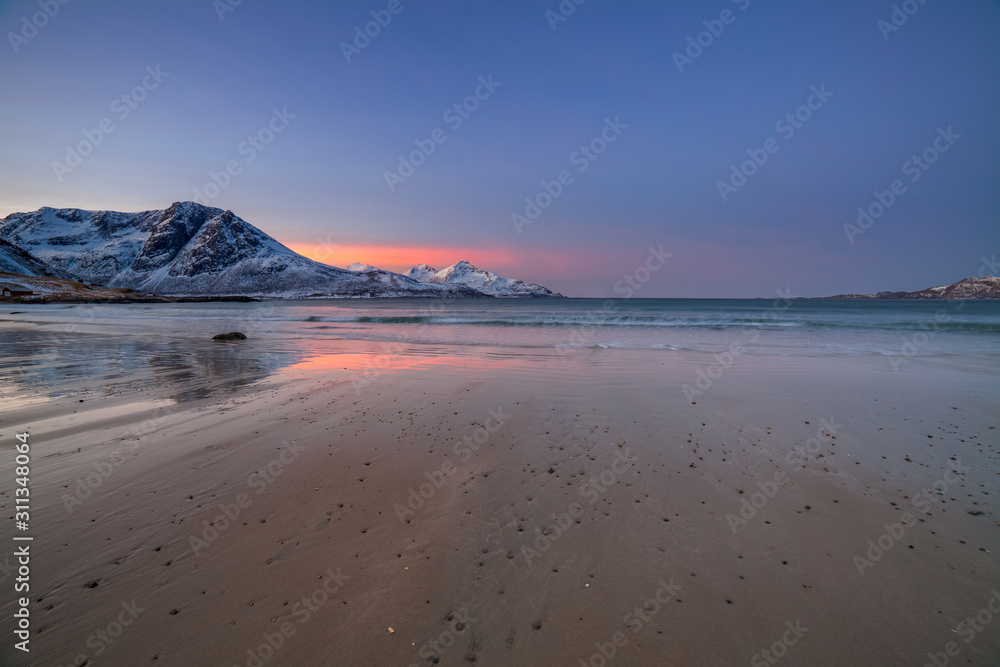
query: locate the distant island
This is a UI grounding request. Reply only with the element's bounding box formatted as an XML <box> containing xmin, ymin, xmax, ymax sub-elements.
<box><xmin>0</xmin><ymin>202</ymin><xmax>561</xmax><ymax>300</ymax></box>
<box><xmin>825</xmin><ymin>276</ymin><xmax>1000</xmax><ymax>300</ymax></box>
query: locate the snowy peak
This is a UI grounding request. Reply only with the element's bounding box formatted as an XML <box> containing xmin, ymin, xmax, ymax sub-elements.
<box><xmin>434</xmin><ymin>260</ymin><xmax>475</xmax><ymax>278</ymax></box>
<box><xmin>403</xmin><ymin>263</ymin><xmax>438</xmax><ymax>282</ymax></box>
<box><xmin>346</xmin><ymin>262</ymin><xmax>379</xmax><ymax>272</ymax></box>
<box><xmin>412</xmin><ymin>260</ymin><xmax>561</xmax><ymax>297</ymax></box>
<box><xmin>132</xmin><ymin>202</ymin><xmax>224</xmax><ymax>272</ymax></box>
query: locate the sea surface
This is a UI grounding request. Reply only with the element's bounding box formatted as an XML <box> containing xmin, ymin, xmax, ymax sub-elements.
<box><xmin>4</xmin><ymin>297</ymin><xmax>1000</xmax><ymax>352</ymax></box>
<box><xmin>2</xmin><ymin>298</ymin><xmax>998</xmax><ymax>401</ymax></box>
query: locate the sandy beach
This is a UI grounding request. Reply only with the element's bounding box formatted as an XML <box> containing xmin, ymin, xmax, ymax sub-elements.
<box><xmin>2</xmin><ymin>322</ymin><xmax>998</xmax><ymax>666</ymax></box>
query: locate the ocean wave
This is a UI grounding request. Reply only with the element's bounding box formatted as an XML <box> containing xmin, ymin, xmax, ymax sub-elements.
<box><xmin>21</xmin><ymin>310</ymin><xmax>1000</xmax><ymax>333</ymax></box>
<box><xmin>303</xmin><ymin>315</ymin><xmax>1000</xmax><ymax>333</ymax></box>
<box><xmin>15</xmin><ymin>301</ymin><xmax>1000</xmax><ymax>337</ymax></box>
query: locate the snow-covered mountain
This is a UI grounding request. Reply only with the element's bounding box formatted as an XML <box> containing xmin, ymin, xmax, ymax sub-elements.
<box><xmin>0</xmin><ymin>237</ymin><xmax>78</xmax><ymax>279</ymax></box>
<box><xmin>827</xmin><ymin>276</ymin><xmax>1000</xmax><ymax>300</ymax></box>
<box><xmin>902</xmin><ymin>276</ymin><xmax>1000</xmax><ymax>299</ymax></box>
<box><xmin>0</xmin><ymin>203</ymin><xmax>485</xmax><ymax>298</ymax></box>
<box><xmin>346</xmin><ymin>261</ymin><xmax>379</xmax><ymax>272</ymax></box>
<box><xmin>403</xmin><ymin>263</ymin><xmax>438</xmax><ymax>282</ymax></box>
<box><xmin>405</xmin><ymin>260</ymin><xmax>562</xmax><ymax>297</ymax></box>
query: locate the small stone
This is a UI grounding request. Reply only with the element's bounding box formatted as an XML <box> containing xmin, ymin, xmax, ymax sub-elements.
<box><xmin>212</xmin><ymin>331</ymin><xmax>247</xmax><ymax>341</ymax></box>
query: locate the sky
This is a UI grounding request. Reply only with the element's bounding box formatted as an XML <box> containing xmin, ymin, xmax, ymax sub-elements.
<box><xmin>0</xmin><ymin>0</ymin><xmax>998</xmax><ymax>298</ymax></box>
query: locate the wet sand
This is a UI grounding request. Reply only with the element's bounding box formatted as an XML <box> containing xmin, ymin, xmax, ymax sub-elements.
<box><xmin>1</xmin><ymin>339</ymin><xmax>998</xmax><ymax>666</ymax></box>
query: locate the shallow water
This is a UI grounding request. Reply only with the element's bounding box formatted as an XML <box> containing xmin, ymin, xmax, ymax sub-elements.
<box><xmin>2</xmin><ymin>297</ymin><xmax>998</xmax><ymax>359</ymax></box>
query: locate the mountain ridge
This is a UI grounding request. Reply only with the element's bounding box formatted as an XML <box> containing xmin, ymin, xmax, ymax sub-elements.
<box><xmin>0</xmin><ymin>203</ymin><xmax>490</xmax><ymax>298</ymax></box>
<box><xmin>404</xmin><ymin>260</ymin><xmax>562</xmax><ymax>297</ymax></box>
<box><xmin>403</xmin><ymin>263</ymin><xmax>438</xmax><ymax>283</ymax></box>
<box><xmin>825</xmin><ymin>276</ymin><xmax>1000</xmax><ymax>300</ymax></box>
<box><xmin>0</xmin><ymin>237</ymin><xmax>79</xmax><ymax>279</ymax></box>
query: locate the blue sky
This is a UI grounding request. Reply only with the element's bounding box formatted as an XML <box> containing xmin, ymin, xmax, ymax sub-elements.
<box><xmin>1</xmin><ymin>0</ymin><xmax>997</xmax><ymax>297</ymax></box>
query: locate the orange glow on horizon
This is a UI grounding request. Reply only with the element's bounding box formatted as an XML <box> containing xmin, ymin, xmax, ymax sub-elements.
<box><xmin>285</xmin><ymin>242</ymin><xmax>523</xmax><ymax>274</ymax></box>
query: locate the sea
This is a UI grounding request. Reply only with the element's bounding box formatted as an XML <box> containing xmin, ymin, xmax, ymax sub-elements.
<box><xmin>2</xmin><ymin>298</ymin><xmax>998</xmax><ymax>377</ymax></box>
